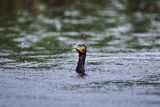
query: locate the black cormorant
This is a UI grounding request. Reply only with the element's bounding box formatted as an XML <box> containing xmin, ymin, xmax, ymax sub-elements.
<box><xmin>72</xmin><ymin>44</ymin><xmax>87</xmax><ymax>76</ymax></box>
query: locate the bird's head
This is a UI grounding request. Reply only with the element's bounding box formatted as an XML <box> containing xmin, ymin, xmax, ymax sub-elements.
<box><xmin>72</xmin><ymin>44</ymin><xmax>87</xmax><ymax>55</ymax></box>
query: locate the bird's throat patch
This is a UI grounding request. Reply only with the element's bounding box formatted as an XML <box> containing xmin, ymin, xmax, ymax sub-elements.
<box><xmin>78</xmin><ymin>46</ymin><xmax>85</xmax><ymax>53</ymax></box>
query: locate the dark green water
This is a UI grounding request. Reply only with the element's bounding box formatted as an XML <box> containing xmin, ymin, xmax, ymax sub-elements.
<box><xmin>0</xmin><ymin>0</ymin><xmax>160</xmax><ymax>107</ymax></box>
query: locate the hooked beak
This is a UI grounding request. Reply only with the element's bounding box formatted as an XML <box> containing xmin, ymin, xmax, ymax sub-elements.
<box><xmin>72</xmin><ymin>44</ymin><xmax>79</xmax><ymax>49</ymax></box>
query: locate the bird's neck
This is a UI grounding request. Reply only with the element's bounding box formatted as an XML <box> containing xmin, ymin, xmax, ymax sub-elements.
<box><xmin>76</xmin><ymin>52</ymin><xmax>86</xmax><ymax>74</ymax></box>
<box><xmin>78</xmin><ymin>52</ymin><xmax>86</xmax><ymax>65</ymax></box>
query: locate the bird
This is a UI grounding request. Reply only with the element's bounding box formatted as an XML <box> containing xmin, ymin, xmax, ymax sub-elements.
<box><xmin>72</xmin><ymin>44</ymin><xmax>87</xmax><ymax>76</ymax></box>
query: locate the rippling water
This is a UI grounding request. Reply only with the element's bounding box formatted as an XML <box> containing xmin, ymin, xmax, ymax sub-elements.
<box><xmin>0</xmin><ymin>0</ymin><xmax>160</xmax><ymax>107</ymax></box>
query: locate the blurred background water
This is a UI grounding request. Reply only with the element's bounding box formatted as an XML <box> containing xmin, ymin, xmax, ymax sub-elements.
<box><xmin>0</xmin><ymin>0</ymin><xmax>160</xmax><ymax>107</ymax></box>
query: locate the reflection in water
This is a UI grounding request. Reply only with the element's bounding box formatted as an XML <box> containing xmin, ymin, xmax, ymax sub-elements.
<box><xmin>0</xmin><ymin>0</ymin><xmax>160</xmax><ymax>107</ymax></box>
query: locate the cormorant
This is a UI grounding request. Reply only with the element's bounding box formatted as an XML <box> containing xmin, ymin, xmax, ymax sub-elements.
<box><xmin>72</xmin><ymin>44</ymin><xmax>87</xmax><ymax>76</ymax></box>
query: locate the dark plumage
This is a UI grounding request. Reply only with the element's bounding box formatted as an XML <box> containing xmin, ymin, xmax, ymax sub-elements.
<box><xmin>72</xmin><ymin>44</ymin><xmax>87</xmax><ymax>76</ymax></box>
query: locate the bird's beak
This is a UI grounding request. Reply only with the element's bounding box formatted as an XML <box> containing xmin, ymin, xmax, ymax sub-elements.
<box><xmin>72</xmin><ymin>44</ymin><xmax>79</xmax><ymax>49</ymax></box>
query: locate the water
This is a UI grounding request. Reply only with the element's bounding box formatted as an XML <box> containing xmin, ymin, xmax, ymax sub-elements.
<box><xmin>0</xmin><ymin>0</ymin><xmax>160</xmax><ymax>107</ymax></box>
